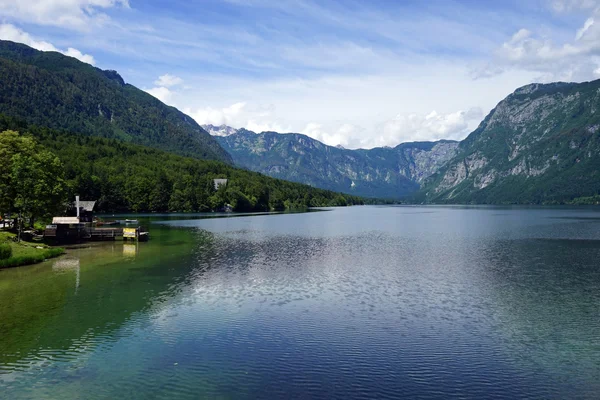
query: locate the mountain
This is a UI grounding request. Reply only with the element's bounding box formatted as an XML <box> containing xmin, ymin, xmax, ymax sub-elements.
<box><xmin>203</xmin><ymin>124</ymin><xmax>240</xmax><ymax>137</ymax></box>
<box><xmin>0</xmin><ymin>40</ymin><xmax>231</xmax><ymax>163</ymax></box>
<box><xmin>420</xmin><ymin>80</ymin><xmax>600</xmax><ymax>204</ymax></box>
<box><xmin>212</xmin><ymin>127</ymin><xmax>458</xmax><ymax>198</ymax></box>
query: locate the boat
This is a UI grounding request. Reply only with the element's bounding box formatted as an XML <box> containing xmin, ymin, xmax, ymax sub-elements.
<box><xmin>125</xmin><ymin>219</ymin><xmax>139</xmax><ymax>224</ymax></box>
<box><xmin>95</xmin><ymin>220</ymin><xmax>119</xmax><ymax>226</ymax></box>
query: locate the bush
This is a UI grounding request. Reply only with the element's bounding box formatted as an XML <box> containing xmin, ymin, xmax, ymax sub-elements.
<box><xmin>0</xmin><ymin>247</ymin><xmax>64</xmax><ymax>268</ymax></box>
<box><xmin>0</xmin><ymin>242</ymin><xmax>12</xmax><ymax>260</ymax></box>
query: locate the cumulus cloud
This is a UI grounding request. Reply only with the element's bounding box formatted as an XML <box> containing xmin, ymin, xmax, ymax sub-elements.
<box><xmin>185</xmin><ymin>102</ymin><xmax>248</xmax><ymax>126</ymax></box>
<box><xmin>154</xmin><ymin>74</ymin><xmax>183</xmax><ymax>87</ymax></box>
<box><xmin>145</xmin><ymin>87</ymin><xmax>174</xmax><ymax>104</ymax></box>
<box><xmin>0</xmin><ymin>23</ymin><xmax>96</xmax><ymax>64</ymax></box>
<box><xmin>246</xmin><ymin>120</ymin><xmax>290</xmax><ymax>133</ymax></box>
<box><xmin>301</xmin><ymin>123</ymin><xmax>365</xmax><ymax>147</ymax></box>
<box><xmin>297</xmin><ymin>108</ymin><xmax>484</xmax><ymax>149</ymax></box>
<box><xmin>184</xmin><ymin>102</ymin><xmax>291</xmax><ymax>134</ymax></box>
<box><xmin>0</xmin><ymin>0</ymin><xmax>129</xmax><ymax>30</ymax></box>
<box><xmin>144</xmin><ymin>74</ymin><xmax>185</xmax><ymax>105</ymax></box>
<box><xmin>475</xmin><ymin>4</ymin><xmax>600</xmax><ymax>81</ymax></box>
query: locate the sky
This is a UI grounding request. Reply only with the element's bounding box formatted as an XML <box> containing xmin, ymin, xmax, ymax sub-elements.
<box><xmin>1</xmin><ymin>0</ymin><xmax>600</xmax><ymax>148</ymax></box>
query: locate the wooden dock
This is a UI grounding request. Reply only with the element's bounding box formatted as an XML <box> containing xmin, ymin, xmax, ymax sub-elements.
<box><xmin>87</xmin><ymin>227</ymin><xmax>124</xmax><ymax>241</ymax></box>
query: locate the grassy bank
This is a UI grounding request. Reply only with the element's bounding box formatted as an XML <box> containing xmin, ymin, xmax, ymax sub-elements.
<box><xmin>0</xmin><ymin>231</ymin><xmax>65</xmax><ymax>269</ymax></box>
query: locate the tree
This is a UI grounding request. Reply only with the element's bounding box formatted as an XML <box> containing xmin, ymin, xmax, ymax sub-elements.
<box><xmin>0</xmin><ymin>130</ymin><xmax>67</xmax><ymax>231</ymax></box>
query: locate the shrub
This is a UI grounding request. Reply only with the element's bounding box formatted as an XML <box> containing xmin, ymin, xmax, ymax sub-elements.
<box><xmin>0</xmin><ymin>243</ymin><xmax>12</xmax><ymax>260</ymax></box>
<box><xmin>0</xmin><ymin>247</ymin><xmax>64</xmax><ymax>268</ymax></box>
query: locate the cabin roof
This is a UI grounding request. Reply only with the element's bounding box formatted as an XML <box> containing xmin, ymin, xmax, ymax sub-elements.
<box><xmin>72</xmin><ymin>200</ymin><xmax>96</xmax><ymax>211</ymax></box>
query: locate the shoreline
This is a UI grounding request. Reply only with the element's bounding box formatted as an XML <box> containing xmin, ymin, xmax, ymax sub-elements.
<box><xmin>0</xmin><ymin>231</ymin><xmax>65</xmax><ymax>270</ymax></box>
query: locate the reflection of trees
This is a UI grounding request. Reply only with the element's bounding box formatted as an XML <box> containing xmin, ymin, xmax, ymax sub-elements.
<box><xmin>479</xmin><ymin>237</ymin><xmax>600</xmax><ymax>387</ymax></box>
<box><xmin>0</xmin><ymin>227</ymin><xmax>217</xmax><ymax>369</ymax></box>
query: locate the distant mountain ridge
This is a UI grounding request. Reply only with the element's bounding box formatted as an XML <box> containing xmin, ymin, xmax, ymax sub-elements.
<box><xmin>206</xmin><ymin>125</ymin><xmax>459</xmax><ymax>198</ymax></box>
<box><xmin>210</xmin><ymin>79</ymin><xmax>600</xmax><ymax>204</ymax></box>
<box><xmin>0</xmin><ymin>40</ymin><xmax>232</xmax><ymax>163</ymax></box>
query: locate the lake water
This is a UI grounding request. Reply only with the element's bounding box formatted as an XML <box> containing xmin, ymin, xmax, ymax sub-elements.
<box><xmin>1</xmin><ymin>206</ymin><xmax>599</xmax><ymax>399</ymax></box>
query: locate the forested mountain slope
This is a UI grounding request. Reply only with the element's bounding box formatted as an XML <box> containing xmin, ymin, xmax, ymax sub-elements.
<box><xmin>0</xmin><ymin>40</ymin><xmax>231</xmax><ymax>163</ymax></box>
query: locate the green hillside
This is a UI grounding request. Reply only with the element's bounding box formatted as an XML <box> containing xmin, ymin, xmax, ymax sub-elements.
<box><xmin>0</xmin><ymin>40</ymin><xmax>231</xmax><ymax>163</ymax></box>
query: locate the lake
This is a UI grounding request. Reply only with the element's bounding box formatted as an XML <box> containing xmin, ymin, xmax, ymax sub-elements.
<box><xmin>1</xmin><ymin>206</ymin><xmax>599</xmax><ymax>399</ymax></box>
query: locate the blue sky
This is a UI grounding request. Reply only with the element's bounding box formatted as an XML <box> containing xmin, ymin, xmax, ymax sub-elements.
<box><xmin>1</xmin><ymin>0</ymin><xmax>599</xmax><ymax>148</ymax></box>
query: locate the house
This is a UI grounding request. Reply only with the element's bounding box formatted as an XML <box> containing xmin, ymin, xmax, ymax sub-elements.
<box><xmin>213</xmin><ymin>179</ymin><xmax>228</xmax><ymax>190</ymax></box>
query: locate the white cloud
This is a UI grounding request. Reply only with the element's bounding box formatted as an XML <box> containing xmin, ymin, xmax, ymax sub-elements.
<box><xmin>64</xmin><ymin>47</ymin><xmax>96</xmax><ymax>65</ymax></box>
<box><xmin>246</xmin><ymin>120</ymin><xmax>290</xmax><ymax>133</ymax></box>
<box><xmin>154</xmin><ymin>74</ymin><xmax>183</xmax><ymax>87</ymax></box>
<box><xmin>185</xmin><ymin>102</ymin><xmax>248</xmax><ymax>126</ymax></box>
<box><xmin>145</xmin><ymin>86</ymin><xmax>174</xmax><ymax>104</ymax></box>
<box><xmin>0</xmin><ymin>0</ymin><xmax>129</xmax><ymax>30</ymax></box>
<box><xmin>379</xmin><ymin>108</ymin><xmax>484</xmax><ymax>146</ymax></box>
<box><xmin>477</xmin><ymin>5</ymin><xmax>600</xmax><ymax>81</ymax></box>
<box><xmin>552</xmin><ymin>0</ymin><xmax>599</xmax><ymax>12</ymax></box>
<box><xmin>301</xmin><ymin>123</ymin><xmax>364</xmax><ymax>147</ymax></box>
<box><xmin>296</xmin><ymin>108</ymin><xmax>484</xmax><ymax>148</ymax></box>
<box><xmin>144</xmin><ymin>74</ymin><xmax>185</xmax><ymax>105</ymax></box>
<box><xmin>0</xmin><ymin>23</ymin><xmax>96</xmax><ymax>65</ymax></box>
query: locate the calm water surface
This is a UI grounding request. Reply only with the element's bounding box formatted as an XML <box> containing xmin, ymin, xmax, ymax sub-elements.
<box><xmin>1</xmin><ymin>206</ymin><xmax>599</xmax><ymax>399</ymax></box>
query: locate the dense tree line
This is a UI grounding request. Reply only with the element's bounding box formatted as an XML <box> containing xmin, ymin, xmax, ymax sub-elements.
<box><xmin>0</xmin><ymin>116</ymin><xmax>367</xmax><ymax>221</ymax></box>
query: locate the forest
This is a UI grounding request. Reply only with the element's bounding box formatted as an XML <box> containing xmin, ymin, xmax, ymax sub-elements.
<box><xmin>0</xmin><ymin>114</ymin><xmax>367</xmax><ymax>226</ymax></box>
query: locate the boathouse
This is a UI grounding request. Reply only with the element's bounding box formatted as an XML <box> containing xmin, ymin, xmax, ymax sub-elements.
<box><xmin>44</xmin><ymin>217</ymin><xmax>86</xmax><ymax>242</ymax></box>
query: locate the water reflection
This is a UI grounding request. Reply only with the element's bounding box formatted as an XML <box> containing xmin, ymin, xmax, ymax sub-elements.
<box><xmin>52</xmin><ymin>258</ymin><xmax>81</xmax><ymax>293</ymax></box>
<box><xmin>122</xmin><ymin>243</ymin><xmax>138</xmax><ymax>258</ymax></box>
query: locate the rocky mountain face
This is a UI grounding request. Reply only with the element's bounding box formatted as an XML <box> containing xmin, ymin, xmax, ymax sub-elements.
<box><xmin>213</xmin><ymin>128</ymin><xmax>458</xmax><ymax>198</ymax></box>
<box><xmin>0</xmin><ymin>40</ymin><xmax>232</xmax><ymax>163</ymax></box>
<box><xmin>203</xmin><ymin>124</ymin><xmax>239</xmax><ymax>137</ymax></box>
<box><xmin>421</xmin><ymin>80</ymin><xmax>600</xmax><ymax>203</ymax></box>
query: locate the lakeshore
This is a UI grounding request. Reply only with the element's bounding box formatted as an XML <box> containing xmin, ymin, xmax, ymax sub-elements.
<box><xmin>0</xmin><ymin>231</ymin><xmax>64</xmax><ymax>269</ymax></box>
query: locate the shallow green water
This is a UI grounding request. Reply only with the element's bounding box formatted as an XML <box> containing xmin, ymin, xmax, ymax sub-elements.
<box><xmin>1</xmin><ymin>206</ymin><xmax>599</xmax><ymax>399</ymax></box>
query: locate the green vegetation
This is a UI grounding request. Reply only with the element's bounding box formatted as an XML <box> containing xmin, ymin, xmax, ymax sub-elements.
<box><xmin>0</xmin><ymin>242</ymin><xmax>11</xmax><ymax>259</ymax></box>
<box><xmin>568</xmin><ymin>195</ymin><xmax>600</xmax><ymax>205</ymax></box>
<box><xmin>0</xmin><ymin>231</ymin><xmax>64</xmax><ymax>269</ymax></box>
<box><xmin>0</xmin><ymin>129</ymin><xmax>67</xmax><ymax>227</ymax></box>
<box><xmin>0</xmin><ymin>115</ymin><xmax>366</xmax><ymax>214</ymax></box>
<box><xmin>0</xmin><ymin>40</ymin><xmax>231</xmax><ymax>163</ymax></box>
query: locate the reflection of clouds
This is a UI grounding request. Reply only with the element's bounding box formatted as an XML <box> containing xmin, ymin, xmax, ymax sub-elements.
<box><xmin>52</xmin><ymin>258</ymin><xmax>81</xmax><ymax>292</ymax></box>
<box><xmin>52</xmin><ymin>258</ymin><xmax>80</xmax><ymax>271</ymax></box>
